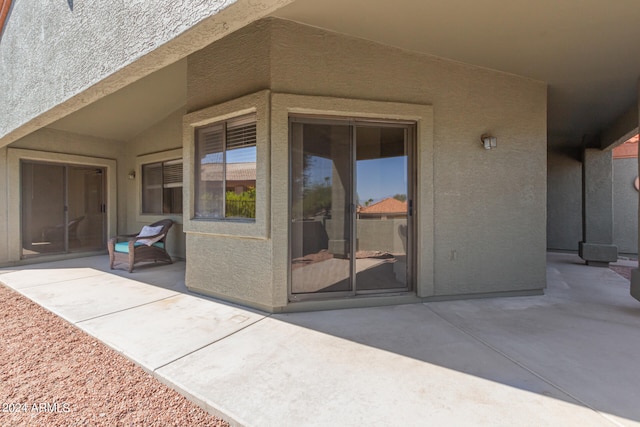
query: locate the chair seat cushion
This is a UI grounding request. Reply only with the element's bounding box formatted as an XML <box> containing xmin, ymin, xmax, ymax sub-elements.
<box><xmin>114</xmin><ymin>241</ymin><xmax>165</xmax><ymax>254</ymax></box>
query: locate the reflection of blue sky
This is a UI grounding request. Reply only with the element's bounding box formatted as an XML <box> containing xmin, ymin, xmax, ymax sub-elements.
<box><xmin>306</xmin><ymin>157</ymin><xmax>333</xmax><ymax>185</ymax></box>
<box><xmin>357</xmin><ymin>157</ymin><xmax>406</xmax><ymax>202</ymax></box>
<box><xmin>306</xmin><ymin>155</ymin><xmax>407</xmax><ymax>203</ymax></box>
<box><xmin>202</xmin><ymin>146</ymin><xmax>256</xmax><ymax>164</ymax></box>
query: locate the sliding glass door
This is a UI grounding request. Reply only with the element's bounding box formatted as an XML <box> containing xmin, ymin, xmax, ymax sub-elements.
<box><xmin>290</xmin><ymin>117</ymin><xmax>414</xmax><ymax>299</ymax></box>
<box><xmin>355</xmin><ymin>124</ymin><xmax>410</xmax><ymax>291</ymax></box>
<box><xmin>21</xmin><ymin>161</ymin><xmax>106</xmax><ymax>258</ymax></box>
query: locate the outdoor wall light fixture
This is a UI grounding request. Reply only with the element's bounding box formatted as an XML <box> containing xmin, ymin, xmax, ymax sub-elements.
<box><xmin>481</xmin><ymin>134</ymin><xmax>497</xmax><ymax>150</ymax></box>
<box><xmin>127</xmin><ymin>170</ymin><xmax>136</xmax><ymax>180</ymax></box>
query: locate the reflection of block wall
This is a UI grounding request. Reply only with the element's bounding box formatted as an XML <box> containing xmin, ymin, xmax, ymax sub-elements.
<box><xmin>23</xmin><ymin>165</ymin><xmax>65</xmax><ymax>243</ymax></box>
<box><xmin>323</xmin><ymin>218</ymin><xmax>407</xmax><ymax>254</ymax></box>
<box><xmin>356</xmin><ymin>219</ymin><xmax>407</xmax><ymax>254</ymax></box>
<box><xmin>291</xmin><ymin>220</ymin><xmax>329</xmax><ymax>257</ymax></box>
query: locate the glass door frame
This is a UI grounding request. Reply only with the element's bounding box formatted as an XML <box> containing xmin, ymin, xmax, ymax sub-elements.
<box><xmin>20</xmin><ymin>160</ymin><xmax>107</xmax><ymax>259</ymax></box>
<box><xmin>288</xmin><ymin>114</ymin><xmax>417</xmax><ymax>301</ymax></box>
<box><xmin>353</xmin><ymin>120</ymin><xmax>416</xmax><ymax>296</ymax></box>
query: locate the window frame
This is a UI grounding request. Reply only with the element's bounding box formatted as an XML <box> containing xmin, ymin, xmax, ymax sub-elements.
<box><xmin>7</xmin><ymin>148</ymin><xmax>118</xmax><ymax>263</ymax></box>
<box><xmin>141</xmin><ymin>157</ymin><xmax>184</xmax><ymax>215</ymax></box>
<box><xmin>136</xmin><ymin>148</ymin><xmax>184</xmax><ymax>224</ymax></box>
<box><xmin>268</xmin><ymin>93</ymin><xmax>435</xmax><ymax>304</ymax></box>
<box><xmin>194</xmin><ymin>114</ymin><xmax>257</xmax><ymax>221</ymax></box>
<box><xmin>183</xmin><ymin>90</ymin><xmax>270</xmax><ymax>240</ymax></box>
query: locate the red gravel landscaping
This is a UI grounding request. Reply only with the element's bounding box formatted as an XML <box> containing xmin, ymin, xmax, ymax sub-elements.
<box><xmin>0</xmin><ymin>283</ymin><xmax>229</xmax><ymax>427</ymax></box>
<box><xmin>610</xmin><ymin>265</ymin><xmax>633</xmax><ymax>280</ymax></box>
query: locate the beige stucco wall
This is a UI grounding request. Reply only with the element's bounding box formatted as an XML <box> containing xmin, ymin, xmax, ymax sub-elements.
<box><xmin>270</xmin><ymin>20</ymin><xmax>547</xmax><ymax>298</ymax></box>
<box><xmin>124</xmin><ymin>109</ymin><xmax>187</xmax><ymax>259</ymax></box>
<box><xmin>184</xmin><ymin>19</ymin><xmax>547</xmax><ymax>310</ymax></box>
<box><xmin>547</xmin><ymin>149</ymin><xmax>582</xmax><ymax>251</ymax></box>
<box><xmin>183</xmin><ymin>91</ymin><xmax>273</xmax><ymax>309</ymax></box>
<box><xmin>187</xmin><ymin>20</ymin><xmax>271</xmax><ymax>113</ymax></box>
<box><xmin>613</xmin><ymin>158</ymin><xmax>639</xmax><ymax>254</ymax></box>
<box><xmin>0</xmin><ymin>0</ymin><xmax>296</xmax><ymax>147</ymax></box>
<box><xmin>10</xmin><ymin>128</ymin><xmax>124</xmax><ymax>159</ymax></box>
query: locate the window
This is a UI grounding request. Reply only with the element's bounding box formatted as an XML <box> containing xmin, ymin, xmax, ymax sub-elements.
<box><xmin>141</xmin><ymin>159</ymin><xmax>183</xmax><ymax>214</ymax></box>
<box><xmin>195</xmin><ymin>114</ymin><xmax>257</xmax><ymax>219</ymax></box>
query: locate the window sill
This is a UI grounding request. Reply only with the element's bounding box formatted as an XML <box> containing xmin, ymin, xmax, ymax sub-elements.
<box><xmin>136</xmin><ymin>213</ymin><xmax>183</xmax><ymax>225</ymax></box>
<box><xmin>191</xmin><ymin>217</ymin><xmax>256</xmax><ymax>223</ymax></box>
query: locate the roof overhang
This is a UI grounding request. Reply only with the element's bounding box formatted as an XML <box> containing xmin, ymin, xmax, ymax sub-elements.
<box><xmin>272</xmin><ymin>0</ymin><xmax>640</xmax><ymax>148</ymax></box>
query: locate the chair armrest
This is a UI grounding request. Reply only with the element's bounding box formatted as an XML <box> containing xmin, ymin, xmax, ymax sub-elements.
<box><xmin>108</xmin><ymin>234</ymin><xmax>139</xmax><ymax>245</ymax></box>
<box><xmin>132</xmin><ymin>233</ymin><xmax>165</xmax><ymax>241</ymax></box>
<box><xmin>133</xmin><ymin>232</ymin><xmax>166</xmax><ymax>247</ymax></box>
<box><xmin>108</xmin><ymin>235</ymin><xmax>136</xmax><ymax>249</ymax></box>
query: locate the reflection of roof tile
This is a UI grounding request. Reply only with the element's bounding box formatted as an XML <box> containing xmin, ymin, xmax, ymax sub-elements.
<box><xmin>201</xmin><ymin>162</ymin><xmax>256</xmax><ymax>181</ymax></box>
<box><xmin>359</xmin><ymin>197</ymin><xmax>407</xmax><ymax>214</ymax></box>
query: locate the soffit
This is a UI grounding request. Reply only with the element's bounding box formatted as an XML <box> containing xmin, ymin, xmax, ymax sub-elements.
<box><xmin>272</xmin><ymin>0</ymin><xmax>640</xmax><ymax>146</ymax></box>
<box><xmin>48</xmin><ymin>59</ymin><xmax>187</xmax><ymax>142</ymax></box>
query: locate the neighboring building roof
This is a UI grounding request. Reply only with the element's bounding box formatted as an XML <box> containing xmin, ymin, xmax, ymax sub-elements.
<box><xmin>200</xmin><ymin>162</ymin><xmax>256</xmax><ymax>182</ymax></box>
<box><xmin>613</xmin><ymin>134</ymin><xmax>639</xmax><ymax>160</ymax></box>
<box><xmin>359</xmin><ymin>197</ymin><xmax>407</xmax><ymax>215</ymax></box>
<box><xmin>0</xmin><ymin>1</ymin><xmax>11</xmax><ymax>38</ymax></box>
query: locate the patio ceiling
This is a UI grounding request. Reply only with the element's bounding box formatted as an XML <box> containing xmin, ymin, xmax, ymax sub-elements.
<box><xmin>48</xmin><ymin>1</ymin><xmax>640</xmax><ymax>149</ymax></box>
<box><xmin>48</xmin><ymin>59</ymin><xmax>187</xmax><ymax>143</ymax></box>
<box><xmin>272</xmin><ymin>0</ymin><xmax>640</xmax><ymax>148</ymax></box>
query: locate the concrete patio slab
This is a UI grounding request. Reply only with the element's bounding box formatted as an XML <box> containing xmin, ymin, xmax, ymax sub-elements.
<box><xmin>0</xmin><ymin>267</ymin><xmax>104</xmax><ymax>289</ymax></box>
<box><xmin>2</xmin><ymin>253</ymin><xmax>640</xmax><ymax>426</ymax></box>
<box><xmin>0</xmin><ymin>256</ymin><xmax>188</xmax><ymax>292</ymax></box>
<box><xmin>427</xmin><ymin>252</ymin><xmax>640</xmax><ymax>426</ymax></box>
<box><xmin>79</xmin><ymin>293</ymin><xmax>267</xmax><ymax>371</ymax></box>
<box><xmin>15</xmin><ymin>273</ymin><xmax>178</xmax><ymax>323</ymax></box>
<box><xmin>156</xmin><ymin>312</ymin><xmax>610</xmax><ymax>427</ymax></box>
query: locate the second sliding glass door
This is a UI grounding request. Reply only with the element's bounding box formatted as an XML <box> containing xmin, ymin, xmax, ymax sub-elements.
<box><xmin>290</xmin><ymin>117</ymin><xmax>414</xmax><ymax>299</ymax></box>
<box><xmin>21</xmin><ymin>161</ymin><xmax>106</xmax><ymax>258</ymax></box>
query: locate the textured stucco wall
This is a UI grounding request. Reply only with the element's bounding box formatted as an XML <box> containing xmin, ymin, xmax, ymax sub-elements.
<box><xmin>0</xmin><ymin>0</ymin><xmax>294</xmax><ymax>147</ymax></box>
<box><xmin>183</xmin><ymin>90</ymin><xmax>273</xmax><ymax>308</ymax></box>
<box><xmin>184</xmin><ymin>19</ymin><xmax>546</xmax><ymax>309</ymax></box>
<box><xmin>186</xmin><ymin>234</ymin><xmax>273</xmax><ymax>310</ymax></box>
<box><xmin>10</xmin><ymin>128</ymin><xmax>123</xmax><ymax>159</ymax></box>
<box><xmin>547</xmin><ymin>148</ymin><xmax>636</xmax><ymax>255</ymax></box>
<box><xmin>187</xmin><ymin>20</ymin><xmax>271</xmax><ymax>112</ymax></box>
<box><xmin>613</xmin><ymin>158</ymin><xmax>639</xmax><ymax>254</ymax></box>
<box><xmin>269</xmin><ymin>19</ymin><xmax>547</xmax><ymax>297</ymax></box>
<box><xmin>124</xmin><ymin>108</ymin><xmax>186</xmax><ymax>259</ymax></box>
<box><xmin>547</xmin><ymin>149</ymin><xmax>582</xmax><ymax>251</ymax></box>
<box><xmin>582</xmin><ymin>149</ymin><xmax>614</xmax><ymax>245</ymax></box>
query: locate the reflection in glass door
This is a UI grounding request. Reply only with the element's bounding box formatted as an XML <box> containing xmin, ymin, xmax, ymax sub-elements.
<box><xmin>21</xmin><ymin>162</ymin><xmax>106</xmax><ymax>258</ymax></box>
<box><xmin>355</xmin><ymin>125</ymin><xmax>409</xmax><ymax>291</ymax></box>
<box><xmin>290</xmin><ymin>122</ymin><xmax>353</xmax><ymax>294</ymax></box>
<box><xmin>290</xmin><ymin>118</ymin><xmax>414</xmax><ymax>298</ymax></box>
<box><xmin>68</xmin><ymin>166</ymin><xmax>106</xmax><ymax>252</ymax></box>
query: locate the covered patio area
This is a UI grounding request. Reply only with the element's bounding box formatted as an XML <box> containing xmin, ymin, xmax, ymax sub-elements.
<box><xmin>1</xmin><ymin>252</ymin><xmax>639</xmax><ymax>425</ymax></box>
